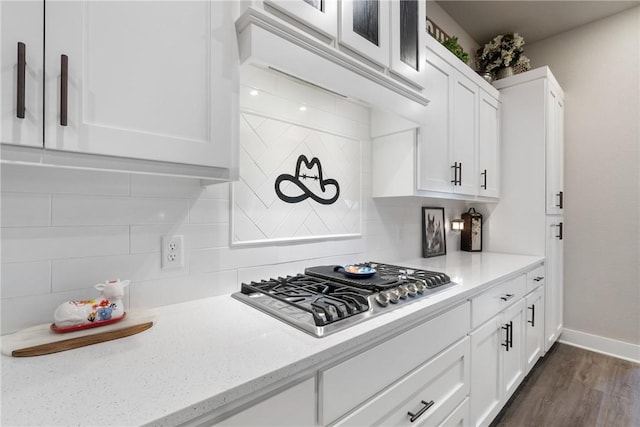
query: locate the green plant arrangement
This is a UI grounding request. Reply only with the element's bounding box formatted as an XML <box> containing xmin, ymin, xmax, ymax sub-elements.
<box><xmin>476</xmin><ymin>33</ymin><xmax>531</xmax><ymax>73</ymax></box>
<box><xmin>441</xmin><ymin>36</ymin><xmax>470</xmax><ymax>64</ymax></box>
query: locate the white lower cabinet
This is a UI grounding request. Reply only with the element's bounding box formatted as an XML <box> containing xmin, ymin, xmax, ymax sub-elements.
<box><xmin>524</xmin><ymin>284</ymin><xmax>545</xmax><ymax>372</ymax></box>
<box><xmin>333</xmin><ymin>337</ymin><xmax>470</xmax><ymax>427</ymax></box>
<box><xmin>440</xmin><ymin>398</ymin><xmax>470</xmax><ymax>427</ymax></box>
<box><xmin>321</xmin><ymin>302</ymin><xmax>470</xmax><ymax>425</ymax></box>
<box><xmin>469</xmin><ymin>270</ymin><xmax>541</xmax><ymax>427</ymax></box>
<box><xmin>200</xmin><ymin>377</ymin><xmax>316</xmax><ymax>427</ymax></box>
<box><xmin>469</xmin><ymin>315</ymin><xmax>502</xmax><ymax>427</ymax></box>
<box><xmin>502</xmin><ymin>299</ymin><xmax>526</xmax><ymax>401</ymax></box>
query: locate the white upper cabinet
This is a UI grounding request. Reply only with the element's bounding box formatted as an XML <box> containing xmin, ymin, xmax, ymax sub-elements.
<box><xmin>339</xmin><ymin>0</ymin><xmax>390</xmax><ymax>67</ymax></box>
<box><xmin>2</xmin><ymin>1</ymin><xmax>239</xmax><ymax>181</ymax></box>
<box><xmin>44</xmin><ymin>1</ymin><xmax>237</xmax><ymax>171</ymax></box>
<box><xmin>389</xmin><ymin>0</ymin><xmax>428</xmax><ymax>88</ymax></box>
<box><xmin>1</xmin><ymin>0</ymin><xmax>44</xmax><ymax>147</ymax></box>
<box><xmin>546</xmin><ymin>83</ymin><xmax>565</xmax><ymax>215</ymax></box>
<box><xmin>264</xmin><ymin>0</ymin><xmax>338</xmax><ymax>38</ymax></box>
<box><xmin>451</xmin><ymin>72</ymin><xmax>478</xmax><ymax>196</ymax></box>
<box><xmin>478</xmin><ymin>89</ymin><xmax>500</xmax><ymax>198</ymax></box>
<box><xmin>379</xmin><ymin>35</ymin><xmax>500</xmax><ymax>201</ymax></box>
<box><xmin>417</xmin><ymin>51</ymin><xmax>455</xmax><ymax>194</ymax></box>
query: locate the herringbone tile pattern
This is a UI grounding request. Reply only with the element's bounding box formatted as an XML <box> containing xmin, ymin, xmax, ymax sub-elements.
<box><xmin>232</xmin><ymin>112</ymin><xmax>361</xmax><ymax>244</ymax></box>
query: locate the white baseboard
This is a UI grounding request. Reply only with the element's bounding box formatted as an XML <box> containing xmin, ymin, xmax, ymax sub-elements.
<box><xmin>559</xmin><ymin>328</ymin><xmax>640</xmax><ymax>364</ymax></box>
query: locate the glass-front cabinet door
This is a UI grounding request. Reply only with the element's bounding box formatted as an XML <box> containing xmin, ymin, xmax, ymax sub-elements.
<box><xmin>265</xmin><ymin>0</ymin><xmax>337</xmax><ymax>38</ymax></box>
<box><xmin>390</xmin><ymin>0</ymin><xmax>427</xmax><ymax>88</ymax></box>
<box><xmin>339</xmin><ymin>0</ymin><xmax>390</xmax><ymax>66</ymax></box>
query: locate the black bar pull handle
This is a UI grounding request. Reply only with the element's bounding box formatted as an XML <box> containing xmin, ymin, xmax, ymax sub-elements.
<box><xmin>533</xmin><ymin>276</ymin><xmax>544</xmax><ymax>282</ymax></box>
<box><xmin>556</xmin><ymin>222</ymin><xmax>563</xmax><ymax>240</ymax></box>
<box><xmin>17</xmin><ymin>42</ymin><xmax>26</xmax><ymax>119</ymax></box>
<box><xmin>509</xmin><ymin>320</ymin><xmax>514</xmax><ymax>348</ymax></box>
<box><xmin>528</xmin><ymin>304</ymin><xmax>535</xmax><ymax>327</ymax></box>
<box><xmin>451</xmin><ymin>162</ymin><xmax>459</xmax><ymax>185</ymax></box>
<box><xmin>458</xmin><ymin>162</ymin><xmax>462</xmax><ymax>185</ymax></box>
<box><xmin>502</xmin><ymin>323</ymin><xmax>510</xmax><ymax>351</ymax></box>
<box><xmin>481</xmin><ymin>169</ymin><xmax>487</xmax><ymax>189</ymax></box>
<box><xmin>556</xmin><ymin>191</ymin><xmax>564</xmax><ymax>209</ymax></box>
<box><xmin>60</xmin><ymin>54</ymin><xmax>68</xmax><ymax>126</ymax></box>
<box><xmin>408</xmin><ymin>400</ymin><xmax>435</xmax><ymax>422</ymax></box>
<box><xmin>500</xmin><ymin>293</ymin><xmax>515</xmax><ymax>302</ymax></box>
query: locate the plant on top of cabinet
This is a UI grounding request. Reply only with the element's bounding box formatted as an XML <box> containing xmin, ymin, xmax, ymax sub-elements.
<box><xmin>441</xmin><ymin>36</ymin><xmax>470</xmax><ymax>64</ymax></box>
<box><xmin>477</xmin><ymin>33</ymin><xmax>531</xmax><ymax>80</ymax></box>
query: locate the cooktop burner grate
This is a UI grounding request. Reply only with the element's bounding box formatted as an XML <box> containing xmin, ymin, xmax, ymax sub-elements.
<box><xmin>240</xmin><ymin>275</ymin><xmax>371</xmax><ymax>326</ymax></box>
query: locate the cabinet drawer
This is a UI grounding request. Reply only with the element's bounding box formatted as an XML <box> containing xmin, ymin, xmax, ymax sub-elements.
<box><xmin>212</xmin><ymin>377</ymin><xmax>315</xmax><ymax>427</ymax></box>
<box><xmin>440</xmin><ymin>397</ymin><xmax>470</xmax><ymax>427</ymax></box>
<box><xmin>471</xmin><ymin>275</ymin><xmax>526</xmax><ymax>329</ymax></box>
<box><xmin>334</xmin><ymin>337</ymin><xmax>470</xmax><ymax>427</ymax></box>
<box><xmin>525</xmin><ymin>265</ymin><xmax>545</xmax><ymax>294</ymax></box>
<box><xmin>321</xmin><ymin>302</ymin><xmax>470</xmax><ymax>425</ymax></box>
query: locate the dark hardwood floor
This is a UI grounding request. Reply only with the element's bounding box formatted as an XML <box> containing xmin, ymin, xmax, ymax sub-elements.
<box><xmin>492</xmin><ymin>343</ymin><xmax>640</xmax><ymax>427</ymax></box>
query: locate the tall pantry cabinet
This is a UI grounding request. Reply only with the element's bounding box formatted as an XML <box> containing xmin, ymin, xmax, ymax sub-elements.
<box><xmin>486</xmin><ymin>67</ymin><xmax>564</xmax><ymax>353</ymax></box>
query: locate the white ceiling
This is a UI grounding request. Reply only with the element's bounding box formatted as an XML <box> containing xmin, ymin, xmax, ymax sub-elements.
<box><xmin>435</xmin><ymin>0</ymin><xmax>640</xmax><ymax>44</ymax></box>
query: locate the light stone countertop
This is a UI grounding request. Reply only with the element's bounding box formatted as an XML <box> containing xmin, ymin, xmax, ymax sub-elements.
<box><xmin>0</xmin><ymin>252</ymin><xmax>544</xmax><ymax>426</ymax></box>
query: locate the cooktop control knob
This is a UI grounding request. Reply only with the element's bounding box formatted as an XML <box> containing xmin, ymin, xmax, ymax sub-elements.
<box><xmin>386</xmin><ymin>289</ymin><xmax>400</xmax><ymax>304</ymax></box>
<box><xmin>375</xmin><ymin>292</ymin><xmax>389</xmax><ymax>307</ymax></box>
<box><xmin>406</xmin><ymin>283</ymin><xmax>418</xmax><ymax>296</ymax></box>
<box><xmin>396</xmin><ymin>285</ymin><xmax>409</xmax><ymax>299</ymax></box>
<box><xmin>414</xmin><ymin>280</ymin><xmax>427</xmax><ymax>293</ymax></box>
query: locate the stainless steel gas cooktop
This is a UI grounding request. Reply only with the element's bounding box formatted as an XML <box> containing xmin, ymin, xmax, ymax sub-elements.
<box><xmin>231</xmin><ymin>262</ymin><xmax>456</xmax><ymax>337</ymax></box>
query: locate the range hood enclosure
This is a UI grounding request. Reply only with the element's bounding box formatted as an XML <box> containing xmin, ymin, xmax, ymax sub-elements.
<box><xmin>235</xmin><ymin>7</ymin><xmax>429</xmax><ymax>125</ymax></box>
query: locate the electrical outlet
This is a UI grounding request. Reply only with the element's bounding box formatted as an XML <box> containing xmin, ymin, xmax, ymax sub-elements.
<box><xmin>161</xmin><ymin>235</ymin><xmax>184</xmax><ymax>269</ymax></box>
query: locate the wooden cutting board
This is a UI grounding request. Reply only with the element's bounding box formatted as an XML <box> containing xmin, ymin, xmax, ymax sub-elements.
<box><xmin>2</xmin><ymin>309</ymin><xmax>156</xmax><ymax>357</ymax></box>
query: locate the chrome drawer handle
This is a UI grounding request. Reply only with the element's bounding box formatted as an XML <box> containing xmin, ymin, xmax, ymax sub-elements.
<box><xmin>408</xmin><ymin>399</ymin><xmax>435</xmax><ymax>423</ymax></box>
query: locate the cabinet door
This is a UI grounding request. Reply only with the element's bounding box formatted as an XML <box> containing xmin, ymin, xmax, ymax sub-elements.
<box><xmin>389</xmin><ymin>0</ymin><xmax>427</xmax><ymax>88</ymax></box>
<box><xmin>265</xmin><ymin>0</ymin><xmax>337</xmax><ymax>38</ymax></box>
<box><xmin>451</xmin><ymin>72</ymin><xmax>477</xmax><ymax>196</ymax></box>
<box><xmin>44</xmin><ymin>1</ymin><xmax>236</xmax><ymax>168</ymax></box>
<box><xmin>469</xmin><ymin>315</ymin><xmax>502</xmax><ymax>427</ymax></box>
<box><xmin>545</xmin><ymin>215</ymin><xmax>564</xmax><ymax>351</ymax></box>
<box><xmin>339</xmin><ymin>0</ymin><xmax>390</xmax><ymax>66</ymax></box>
<box><xmin>417</xmin><ymin>51</ymin><xmax>453</xmax><ymax>193</ymax></box>
<box><xmin>546</xmin><ymin>85</ymin><xmax>564</xmax><ymax>214</ymax></box>
<box><xmin>525</xmin><ymin>286</ymin><xmax>545</xmax><ymax>372</ymax></box>
<box><xmin>478</xmin><ymin>90</ymin><xmax>500</xmax><ymax>198</ymax></box>
<box><xmin>501</xmin><ymin>298</ymin><xmax>526</xmax><ymax>401</ymax></box>
<box><xmin>1</xmin><ymin>0</ymin><xmax>44</xmax><ymax>147</ymax></box>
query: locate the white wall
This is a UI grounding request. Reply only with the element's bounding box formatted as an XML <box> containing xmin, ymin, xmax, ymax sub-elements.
<box><xmin>0</xmin><ymin>66</ymin><xmax>468</xmax><ymax>334</ymax></box>
<box><xmin>525</xmin><ymin>7</ymin><xmax>640</xmax><ymax>346</ymax></box>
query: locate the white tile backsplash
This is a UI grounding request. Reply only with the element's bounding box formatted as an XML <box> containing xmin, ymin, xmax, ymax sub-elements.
<box><xmin>1</xmin><ymin>163</ymin><xmax>130</xmax><ymax>195</ymax></box>
<box><xmin>1</xmin><ymin>226</ymin><xmax>130</xmax><ymax>263</ymax></box>
<box><xmin>52</xmin><ymin>195</ymin><xmax>189</xmax><ymax>226</ymax></box>
<box><xmin>0</xmin><ymin>192</ymin><xmax>51</xmax><ymax>227</ymax></box>
<box><xmin>1</xmin><ymin>261</ymin><xmax>51</xmax><ymax>298</ymax></box>
<box><xmin>0</xmin><ymin>66</ymin><xmax>467</xmax><ymax>334</ymax></box>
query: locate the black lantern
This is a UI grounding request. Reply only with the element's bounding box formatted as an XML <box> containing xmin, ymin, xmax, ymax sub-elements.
<box><xmin>461</xmin><ymin>208</ymin><xmax>483</xmax><ymax>252</ymax></box>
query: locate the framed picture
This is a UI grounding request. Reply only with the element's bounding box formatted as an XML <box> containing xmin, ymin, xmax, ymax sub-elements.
<box><xmin>422</xmin><ymin>207</ymin><xmax>446</xmax><ymax>258</ymax></box>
